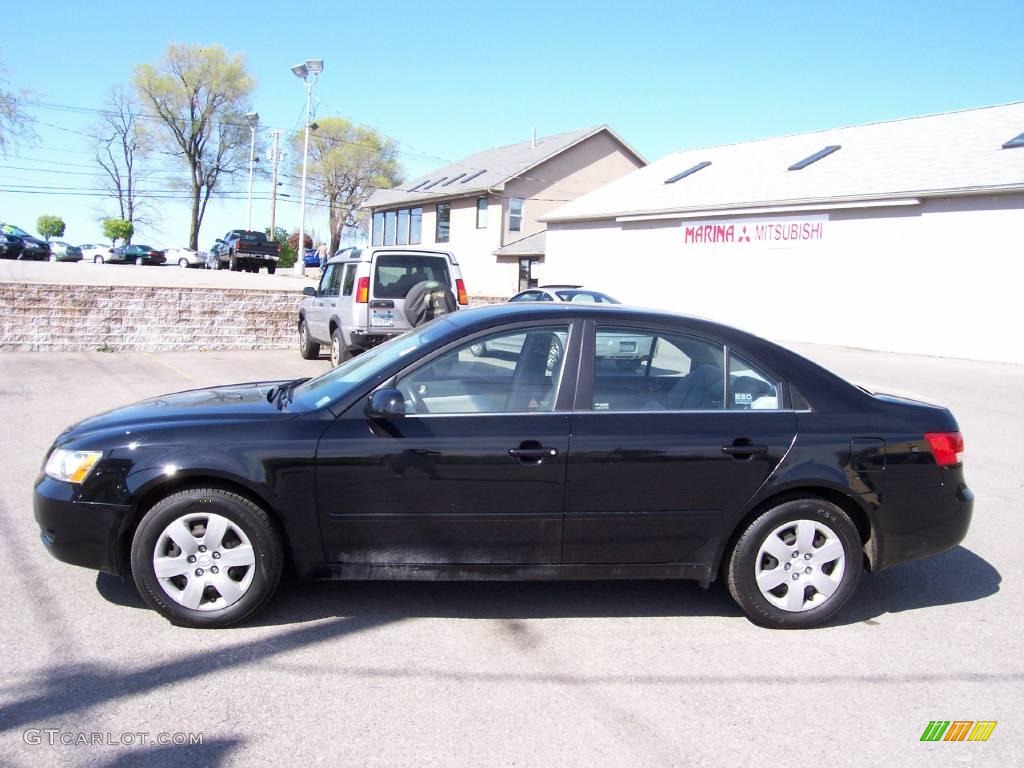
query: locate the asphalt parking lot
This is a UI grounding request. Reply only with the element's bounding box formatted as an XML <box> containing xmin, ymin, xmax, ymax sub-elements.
<box><xmin>0</xmin><ymin>345</ymin><xmax>1020</xmax><ymax>767</ymax></box>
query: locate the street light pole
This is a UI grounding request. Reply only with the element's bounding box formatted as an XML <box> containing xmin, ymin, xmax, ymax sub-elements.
<box><xmin>291</xmin><ymin>59</ymin><xmax>323</xmax><ymax>277</ymax></box>
<box><xmin>269</xmin><ymin>129</ymin><xmax>281</xmax><ymax>236</ymax></box>
<box><xmin>244</xmin><ymin>112</ymin><xmax>259</xmax><ymax>231</ymax></box>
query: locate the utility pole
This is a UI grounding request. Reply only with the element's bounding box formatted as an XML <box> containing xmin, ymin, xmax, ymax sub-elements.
<box><xmin>269</xmin><ymin>130</ymin><xmax>281</xmax><ymax>236</ymax></box>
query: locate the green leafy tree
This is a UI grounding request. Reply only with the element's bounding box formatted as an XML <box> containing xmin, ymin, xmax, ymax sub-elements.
<box><xmin>293</xmin><ymin>117</ymin><xmax>402</xmax><ymax>254</ymax></box>
<box><xmin>36</xmin><ymin>215</ymin><xmax>65</xmax><ymax>241</ymax></box>
<box><xmin>134</xmin><ymin>44</ymin><xmax>256</xmax><ymax>250</ymax></box>
<box><xmin>265</xmin><ymin>226</ymin><xmax>295</xmax><ymax>269</ymax></box>
<box><xmin>102</xmin><ymin>217</ymin><xmax>134</xmax><ymax>246</ymax></box>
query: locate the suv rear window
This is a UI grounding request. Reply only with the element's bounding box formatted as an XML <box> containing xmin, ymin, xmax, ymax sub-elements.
<box><xmin>373</xmin><ymin>254</ymin><xmax>451</xmax><ymax>299</ymax></box>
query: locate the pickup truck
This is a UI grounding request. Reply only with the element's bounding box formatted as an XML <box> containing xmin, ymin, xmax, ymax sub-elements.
<box><xmin>208</xmin><ymin>230</ymin><xmax>280</xmax><ymax>273</ymax></box>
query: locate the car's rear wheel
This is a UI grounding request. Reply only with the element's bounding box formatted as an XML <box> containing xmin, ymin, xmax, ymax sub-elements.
<box><xmin>726</xmin><ymin>497</ymin><xmax>862</xmax><ymax>629</ymax></box>
<box><xmin>298</xmin><ymin>319</ymin><xmax>320</xmax><ymax>360</ymax></box>
<box><xmin>267</xmin><ymin>263</ymin><xmax>276</xmax><ymax>275</ymax></box>
<box><xmin>135</xmin><ymin>256</ymin><xmax>145</xmax><ymax>266</ymax></box>
<box><xmin>93</xmin><ymin>255</ymin><xmax>104</xmax><ymax>264</ymax></box>
<box><xmin>330</xmin><ymin>327</ymin><xmax>350</xmax><ymax>367</ymax></box>
<box><xmin>229</xmin><ymin>253</ymin><xmax>238</xmax><ymax>271</ymax></box>
<box><xmin>131</xmin><ymin>488</ymin><xmax>283</xmax><ymax>628</ymax></box>
<box><xmin>49</xmin><ymin>253</ymin><xmax>58</xmax><ymax>262</ymax></box>
<box><xmin>178</xmin><ymin>257</ymin><xmax>189</xmax><ymax>268</ymax></box>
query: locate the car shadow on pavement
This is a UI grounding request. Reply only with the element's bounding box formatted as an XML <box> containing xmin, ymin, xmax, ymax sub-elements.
<box><xmin>95</xmin><ymin>543</ymin><xmax>1000</xmax><ymax>629</ymax></box>
<box><xmin>93</xmin><ymin>737</ymin><xmax>241</xmax><ymax>768</ymax></box>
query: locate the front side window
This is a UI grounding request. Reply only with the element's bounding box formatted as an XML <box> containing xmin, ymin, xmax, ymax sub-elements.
<box><xmin>372</xmin><ymin>212</ymin><xmax>383</xmax><ymax>246</ymax></box>
<box><xmin>319</xmin><ymin>264</ymin><xmax>342</xmax><ymax>297</ymax></box>
<box><xmin>509</xmin><ymin>198</ymin><xmax>524</xmax><ymax>232</ymax></box>
<box><xmin>397</xmin><ymin>325</ymin><xmax>570</xmax><ymax>414</ymax></box>
<box><xmin>476</xmin><ymin>197</ymin><xmax>488</xmax><ymax>228</ymax></box>
<box><xmin>436</xmin><ymin>203</ymin><xmax>451</xmax><ymax>243</ymax></box>
<box><xmin>591</xmin><ymin>327</ymin><xmax>724</xmax><ymax>411</ymax></box>
<box><xmin>728</xmin><ymin>352</ymin><xmax>780</xmax><ymax>410</ymax></box>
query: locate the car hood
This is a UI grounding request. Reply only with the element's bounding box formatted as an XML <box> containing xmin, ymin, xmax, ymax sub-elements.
<box><xmin>58</xmin><ymin>381</ymin><xmax>293</xmax><ymax>442</ymax></box>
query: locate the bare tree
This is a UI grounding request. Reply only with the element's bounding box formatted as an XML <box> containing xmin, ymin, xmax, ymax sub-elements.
<box><xmin>134</xmin><ymin>44</ymin><xmax>256</xmax><ymax>250</ymax></box>
<box><xmin>93</xmin><ymin>87</ymin><xmax>152</xmax><ymax>239</ymax></box>
<box><xmin>0</xmin><ymin>53</ymin><xmax>32</xmax><ymax>155</ymax></box>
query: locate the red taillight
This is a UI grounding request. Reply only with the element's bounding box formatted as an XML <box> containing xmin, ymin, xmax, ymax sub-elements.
<box><xmin>356</xmin><ymin>276</ymin><xmax>369</xmax><ymax>303</ymax></box>
<box><xmin>455</xmin><ymin>278</ymin><xmax>468</xmax><ymax>306</ymax></box>
<box><xmin>924</xmin><ymin>431</ymin><xmax>964</xmax><ymax>467</ymax></box>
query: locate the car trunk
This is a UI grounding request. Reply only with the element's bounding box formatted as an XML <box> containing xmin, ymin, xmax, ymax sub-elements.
<box><xmin>367</xmin><ymin>253</ymin><xmax>453</xmax><ymax>332</ymax></box>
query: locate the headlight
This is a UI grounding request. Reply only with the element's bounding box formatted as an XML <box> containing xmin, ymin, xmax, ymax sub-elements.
<box><xmin>44</xmin><ymin>449</ymin><xmax>103</xmax><ymax>484</ymax></box>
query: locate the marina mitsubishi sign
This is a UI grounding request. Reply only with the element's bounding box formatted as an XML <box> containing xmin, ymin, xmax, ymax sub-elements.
<box><xmin>682</xmin><ymin>215</ymin><xmax>827</xmax><ymax>247</ymax></box>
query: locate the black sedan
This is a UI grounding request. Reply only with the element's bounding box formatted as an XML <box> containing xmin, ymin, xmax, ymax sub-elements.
<box><xmin>108</xmin><ymin>244</ymin><xmax>166</xmax><ymax>266</ymax></box>
<box><xmin>0</xmin><ymin>223</ymin><xmax>50</xmax><ymax>260</ymax></box>
<box><xmin>34</xmin><ymin>303</ymin><xmax>973</xmax><ymax>629</ymax></box>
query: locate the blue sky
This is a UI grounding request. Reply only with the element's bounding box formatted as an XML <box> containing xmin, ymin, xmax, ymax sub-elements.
<box><xmin>2</xmin><ymin>0</ymin><xmax>1022</xmax><ymax>247</ymax></box>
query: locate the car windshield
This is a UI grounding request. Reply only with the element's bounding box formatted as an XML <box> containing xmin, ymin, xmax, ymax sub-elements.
<box><xmin>234</xmin><ymin>231</ymin><xmax>268</xmax><ymax>242</ymax></box>
<box><xmin>290</xmin><ymin>317</ymin><xmax>453</xmax><ymax>410</ymax></box>
<box><xmin>1</xmin><ymin>224</ymin><xmax>30</xmax><ymax>237</ymax></box>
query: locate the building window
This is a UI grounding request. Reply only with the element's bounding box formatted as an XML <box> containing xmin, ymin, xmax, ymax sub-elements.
<box><xmin>372</xmin><ymin>212</ymin><xmax>383</xmax><ymax>246</ymax></box>
<box><xmin>436</xmin><ymin>203</ymin><xmax>451</xmax><ymax>243</ymax></box>
<box><xmin>384</xmin><ymin>210</ymin><xmax>397</xmax><ymax>246</ymax></box>
<box><xmin>509</xmin><ymin>197</ymin><xmax>524</xmax><ymax>232</ymax></box>
<box><xmin>410</xmin><ymin>208</ymin><xmax>422</xmax><ymax>244</ymax></box>
<box><xmin>396</xmin><ymin>209</ymin><xmax>410</xmax><ymax>245</ymax></box>
<box><xmin>476</xmin><ymin>197</ymin><xmax>488</xmax><ymax>228</ymax></box>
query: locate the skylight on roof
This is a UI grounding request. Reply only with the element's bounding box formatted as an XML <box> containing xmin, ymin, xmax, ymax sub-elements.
<box><xmin>407</xmin><ymin>180</ymin><xmax>429</xmax><ymax>192</ymax></box>
<box><xmin>461</xmin><ymin>169</ymin><xmax>486</xmax><ymax>184</ymax></box>
<box><xmin>788</xmin><ymin>145</ymin><xmax>841</xmax><ymax>171</ymax></box>
<box><xmin>423</xmin><ymin>177</ymin><xmax>448</xmax><ymax>189</ymax></box>
<box><xmin>442</xmin><ymin>173</ymin><xmax>467</xmax><ymax>186</ymax></box>
<box><xmin>1001</xmin><ymin>131</ymin><xmax>1024</xmax><ymax>149</ymax></box>
<box><xmin>663</xmin><ymin>161</ymin><xmax>711</xmax><ymax>184</ymax></box>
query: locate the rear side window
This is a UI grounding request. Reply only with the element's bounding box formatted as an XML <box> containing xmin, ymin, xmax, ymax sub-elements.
<box><xmin>727</xmin><ymin>352</ymin><xmax>780</xmax><ymax>410</ymax></box>
<box><xmin>591</xmin><ymin>327</ymin><xmax>724</xmax><ymax>411</ymax></box>
<box><xmin>341</xmin><ymin>264</ymin><xmax>356</xmax><ymax>296</ymax></box>
<box><xmin>373</xmin><ymin>255</ymin><xmax>451</xmax><ymax>299</ymax></box>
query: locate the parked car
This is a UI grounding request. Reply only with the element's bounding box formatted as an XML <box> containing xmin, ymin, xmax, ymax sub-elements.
<box><xmin>0</xmin><ymin>223</ymin><xmax>50</xmax><ymax>260</ymax></box>
<box><xmin>298</xmin><ymin>246</ymin><xmax>468</xmax><ymax>366</ymax></box>
<box><xmin>303</xmin><ymin>248</ymin><xmax>321</xmax><ymax>269</ymax></box>
<box><xmin>509</xmin><ymin>285</ymin><xmax>621</xmax><ymax>304</ymax></box>
<box><xmin>0</xmin><ymin>232</ymin><xmax>25</xmax><ymax>259</ymax></box>
<box><xmin>109</xmin><ymin>244</ymin><xmax>166</xmax><ymax>266</ymax></box>
<box><xmin>34</xmin><ymin>302</ymin><xmax>973</xmax><ymax>629</ymax></box>
<box><xmin>48</xmin><ymin>241</ymin><xmax>83</xmax><ymax>262</ymax></box>
<box><xmin>208</xmin><ymin>230</ymin><xmax>280</xmax><ymax>273</ymax></box>
<box><xmin>80</xmin><ymin>243</ymin><xmax>114</xmax><ymax>263</ymax></box>
<box><xmin>165</xmin><ymin>247</ymin><xmax>205</xmax><ymax>268</ymax></box>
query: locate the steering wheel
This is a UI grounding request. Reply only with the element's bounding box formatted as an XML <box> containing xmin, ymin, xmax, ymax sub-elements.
<box><xmin>400</xmin><ymin>381</ymin><xmax>429</xmax><ymax>415</ymax></box>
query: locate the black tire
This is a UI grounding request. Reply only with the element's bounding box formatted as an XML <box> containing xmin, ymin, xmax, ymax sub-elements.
<box><xmin>130</xmin><ymin>487</ymin><xmax>283</xmax><ymax>628</ymax></box>
<box><xmin>726</xmin><ymin>497</ymin><xmax>862</xmax><ymax>629</ymax></box>
<box><xmin>229</xmin><ymin>253</ymin><xmax>239</xmax><ymax>271</ymax></box>
<box><xmin>267</xmin><ymin>263</ymin><xmax>276</xmax><ymax>275</ymax></box>
<box><xmin>298</xmin><ymin>318</ymin><xmax>320</xmax><ymax>360</ymax></box>
<box><xmin>212</xmin><ymin>257</ymin><xmax>222</xmax><ymax>271</ymax></box>
<box><xmin>93</xmin><ymin>255</ymin><xmax>104</xmax><ymax>264</ymax></box>
<box><xmin>135</xmin><ymin>256</ymin><xmax>144</xmax><ymax>266</ymax></box>
<box><xmin>330</xmin><ymin>326</ymin><xmax>351</xmax><ymax>367</ymax></box>
<box><xmin>178</xmin><ymin>257</ymin><xmax>189</xmax><ymax>268</ymax></box>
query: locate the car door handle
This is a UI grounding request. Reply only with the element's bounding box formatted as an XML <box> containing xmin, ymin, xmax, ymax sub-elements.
<box><xmin>722</xmin><ymin>442</ymin><xmax>768</xmax><ymax>457</ymax></box>
<box><xmin>508</xmin><ymin>447</ymin><xmax>559</xmax><ymax>459</ymax></box>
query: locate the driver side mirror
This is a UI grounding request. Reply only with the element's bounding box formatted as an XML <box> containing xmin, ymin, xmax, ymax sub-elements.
<box><xmin>366</xmin><ymin>387</ymin><xmax>406</xmax><ymax>420</ymax></box>
<box><xmin>302</xmin><ymin>286</ymin><xmax>316</xmax><ymax>297</ymax></box>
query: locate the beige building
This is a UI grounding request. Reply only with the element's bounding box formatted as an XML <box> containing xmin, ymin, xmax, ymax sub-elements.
<box><xmin>364</xmin><ymin>126</ymin><xmax>645</xmax><ymax>297</ymax></box>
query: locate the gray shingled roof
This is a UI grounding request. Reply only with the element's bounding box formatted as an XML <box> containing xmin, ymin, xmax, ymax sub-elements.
<box><xmin>493</xmin><ymin>231</ymin><xmax>545</xmax><ymax>256</ymax></box>
<box><xmin>542</xmin><ymin>102</ymin><xmax>1024</xmax><ymax>223</ymax></box>
<box><xmin>365</xmin><ymin>126</ymin><xmax>643</xmax><ymax>210</ymax></box>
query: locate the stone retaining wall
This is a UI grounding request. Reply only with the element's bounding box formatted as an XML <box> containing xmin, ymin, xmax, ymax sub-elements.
<box><xmin>0</xmin><ymin>282</ymin><xmax>508</xmax><ymax>352</ymax></box>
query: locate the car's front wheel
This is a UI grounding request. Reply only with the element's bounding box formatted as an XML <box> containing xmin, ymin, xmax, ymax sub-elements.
<box><xmin>130</xmin><ymin>488</ymin><xmax>284</xmax><ymax>628</ymax></box>
<box><xmin>298</xmin><ymin>319</ymin><xmax>320</xmax><ymax>360</ymax></box>
<box><xmin>726</xmin><ymin>497</ymin><xmax>862</xmax><ymax>629</ymax></box>
<box><xmin>178</xmin><ymin>257</ymin><xmax>189</xmax><ymax>268</ymax></box>
<box><xmin>93</xmin><ymin>255</ymin><xmax>104</xmax><ymax>264</ymax></box>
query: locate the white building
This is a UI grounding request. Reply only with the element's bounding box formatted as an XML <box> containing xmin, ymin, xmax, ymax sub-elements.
<box><xmin>540</xmin><ymin>103</ymin><xmax>1024</xmax><ymax>364</ymax></box>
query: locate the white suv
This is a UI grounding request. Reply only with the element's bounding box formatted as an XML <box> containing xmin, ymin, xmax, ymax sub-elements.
<box><xmin>298</xmin><ymin>246</ymin><xmax>468</xmax><ymax>366</ymax></box>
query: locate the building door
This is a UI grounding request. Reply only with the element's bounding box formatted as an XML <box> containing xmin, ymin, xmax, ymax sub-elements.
<box><xmin>518</xmin><ymin>257</ymin><xmax>540</xmax><ymax>292</ymax></box>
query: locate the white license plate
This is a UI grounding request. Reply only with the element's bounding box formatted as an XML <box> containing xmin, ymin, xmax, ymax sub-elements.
<box><xmin>619</xmin><ymin>341</ymin><xmax>636</xmax><ymax>353</ymax></box>
<box><xmin>371</xmin><ymin>310</ymin><xmax>395</xmax><ymax>328</ymax></box>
